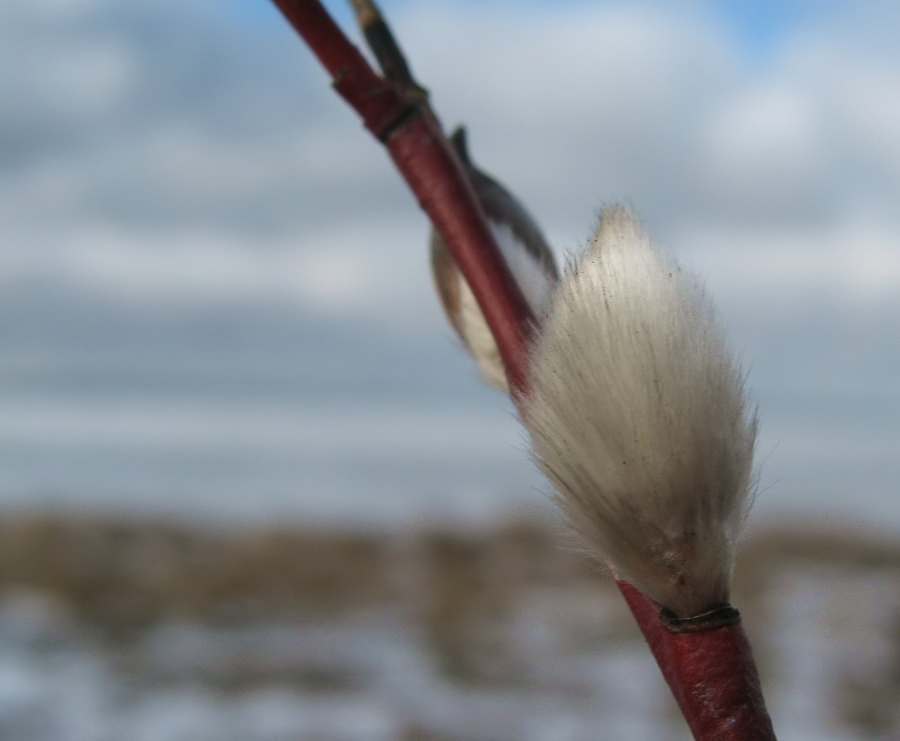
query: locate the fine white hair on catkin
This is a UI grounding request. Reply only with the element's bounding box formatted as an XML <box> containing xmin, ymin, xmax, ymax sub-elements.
<box><xmin>521</xmin><ymin>206</ymin><xmax>757</xmax><ymax>617</ymax></box>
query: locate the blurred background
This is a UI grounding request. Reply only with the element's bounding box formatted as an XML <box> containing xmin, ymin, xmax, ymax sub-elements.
<box><xmin>0</xmin><ymin>0</ymin><xmax>898</xmax><ymax>738</ymax></box>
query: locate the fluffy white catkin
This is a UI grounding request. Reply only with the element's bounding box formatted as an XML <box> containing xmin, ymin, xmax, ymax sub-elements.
<box><xmin>521</xmin><ymin>206</ymin><xmax>757</xmax><ymax>617</ymax></box>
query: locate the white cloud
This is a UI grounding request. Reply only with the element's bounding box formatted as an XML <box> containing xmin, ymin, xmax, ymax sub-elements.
<box><xmin>674</xmin><ymin>215</ymin><xmax>900</xmax><ymax>314</ymax></box>
<box><xmin>0</xmin><ymin>219</ymin><xmax>438</xmax><ymax>334</ymax></box>
<box><xmin>704</xmin><ymin>84</ymin><xmax>826</xmax><ymax>203</ymax></box>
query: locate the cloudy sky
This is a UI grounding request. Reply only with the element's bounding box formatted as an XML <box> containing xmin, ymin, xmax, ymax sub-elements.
<box><xmin>1</xmin><ymin>0</ymin><xmax>898</xmax><ymax>532</ymax></box>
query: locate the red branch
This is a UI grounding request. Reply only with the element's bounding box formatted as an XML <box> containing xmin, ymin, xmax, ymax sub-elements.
<box><xmin>271</xmin><ymin>0</ymin><xmax>534</xmax><ymax>393</ymax></box>
<box><xmin>618</xmin><ymin>581</ymin><xmax>776</xmax><ymax>740</ymax></box>
<box><xmin>271</xmin><ymin>2</ymin><xmax>775</xmax><ymax>738</ymax></box>
<box><xmin>385</xmin><ymin>115</ymin><xmax>535</xmax><ymax>392</ymax></box>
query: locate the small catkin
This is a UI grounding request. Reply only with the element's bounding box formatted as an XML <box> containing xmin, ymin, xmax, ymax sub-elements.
<box><xmin>454</xmin><ymin>220</ymin><xmax>555</xmax><ymax>390</ymax></box>
<box><xmin>430</xmin><ymin>127</ymin><xmax>557</xmax><ymax>392</ymax></box>
<box><xmin>521</xmin><ymin>206</ymin><xmax>757</xmax><ymax>617</ymax></box>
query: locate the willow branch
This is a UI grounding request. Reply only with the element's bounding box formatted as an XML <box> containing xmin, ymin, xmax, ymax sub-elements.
<box><xmin>270</xmin><ymin>0</ymin><xmax>534</xmax><ymax>393</ymax></box>
<box><xmin>269</xmin><ymin>4</ymin><xmax>775</xmax><ymax>739</ymax></box>
<box><xmin>618</xmin><ymin>581</ymin><xmax>775</xmax><ymax>740</ymax></box>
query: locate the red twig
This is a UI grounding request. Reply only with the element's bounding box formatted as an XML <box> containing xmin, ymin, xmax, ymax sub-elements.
<box><xmin>384</xmin><ymin>115</ymin><xmax>535</xmax><ymax>392</ymax></box>
<box><xmin>618</xmin><ymin>581</ymin><xmax>776</xmax><ymax>740</ymax></box>
<box><xmin>270</xmin><ymin>0</ymin><xmax>534</xmax><ymax>393</ymax></box>
<box><xmin>272</xmin><ymin>2</ymin><xmax>775</xmax><ymax>738</ymax></box>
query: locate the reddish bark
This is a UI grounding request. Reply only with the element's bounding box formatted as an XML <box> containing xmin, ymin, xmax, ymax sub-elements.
<box><xmin>270</xmin><ymin>0</ymin><xmax>407</xmax><ymax>140</ymax></box>
<box><xmin>385</xmin><ymin>114</ymin><xmax>534</xmax><ymax>392</ymax></box>
<box><xmin>270</xmin><ymin>0</ymin><xmax>534</xmax><ymax>393</ymax></box>
<box><xmin>618</xmin><ymin>580</ymin><xmax>776</xmax><ymax>740</ymax></box>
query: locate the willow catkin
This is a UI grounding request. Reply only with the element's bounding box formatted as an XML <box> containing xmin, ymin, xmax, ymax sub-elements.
<box><xmin>522</xmin><ymin>206</ymin><xmax>757</xmax><ymax>617</ymax></box>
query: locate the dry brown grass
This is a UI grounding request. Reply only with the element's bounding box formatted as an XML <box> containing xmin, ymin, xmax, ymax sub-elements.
<box><xmin>0</xmin><ymin>512</ymin><xmax>897</xmax><ymax>631</ymax></box>
<box><xmin>0</xmin><ymin>510</ymin><xmax>897</xmax><ymax>735</ymax></box>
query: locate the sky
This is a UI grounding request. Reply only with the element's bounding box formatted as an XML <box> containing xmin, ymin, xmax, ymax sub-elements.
<box><xmin>1</xmin><ymin>0</ymin><xmax>898</xmax><ymax>533</ymax></box>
